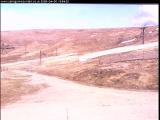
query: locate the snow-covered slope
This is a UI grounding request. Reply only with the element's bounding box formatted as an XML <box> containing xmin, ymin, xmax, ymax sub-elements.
<box><xmin>79</xmin><ymin>42</ymin><xmax>158</xmax><ymax>62</ymax></box>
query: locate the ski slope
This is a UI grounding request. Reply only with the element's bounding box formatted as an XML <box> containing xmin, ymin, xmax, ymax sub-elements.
<box><xmin>79</xmin><ymin>42</ymin><xmax>158</xmax><ymax>62</ymax></box>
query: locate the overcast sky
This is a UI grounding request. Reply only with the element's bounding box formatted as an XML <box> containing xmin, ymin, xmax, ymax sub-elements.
<box><xmin>1</xmin><ymin>4</ymin><xmax>159</xmax><ymax>31</ymax></box>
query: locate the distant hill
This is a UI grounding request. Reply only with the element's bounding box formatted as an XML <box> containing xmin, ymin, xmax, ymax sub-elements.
<box><xmin>1</xmin><ymin>26</ymin><xmax>158</xmax><ymax>63</ymax></box>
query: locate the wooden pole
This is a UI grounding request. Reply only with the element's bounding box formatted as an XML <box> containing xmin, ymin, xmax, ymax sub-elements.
<box><xmin>66</xmin><ymin>108</ymin><xmax>69</xmax><ymax>120</ymax></box>
<box><xmin>40</xmin><ymin>50</ymin><xmax>42</xmax><ymax>65</ymax></box>
<box><xmin>98</xmin><ymin>56</ymin><xmax>100</xmax><ymax>65</ymax></box>
<box><xmin>25</xmin><ymin>45</ymin><xmax>27</xmax><ymax>57</ymax></box>
<box><xmin>119</xmin><ymin>53</ymin><xmax>121</xmax><ymax>62</ymax></box>
<box><xmin>141</xmin><ymin>27</ymin><xmax>146</xmax><ymax>44</ymax></box>
<box><xmin>142</xmin><ymin>27</ymin><xmax>145</xmax><ymax>44</ymax></box>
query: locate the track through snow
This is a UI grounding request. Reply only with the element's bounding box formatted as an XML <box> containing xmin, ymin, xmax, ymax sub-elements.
<box><xmin>2</xmin><ymin>42</ymin><xmax>158</xmax><ymax>67</ymax></box>
<box><xmin>79</xmin><ymin>42</ymin><xmax>158</xmax><ymax>61</ymax></box>
<box><xmin>1</xmin><ymin>70</ymin><xmax>158</xmax><ymax>120</ymax></box>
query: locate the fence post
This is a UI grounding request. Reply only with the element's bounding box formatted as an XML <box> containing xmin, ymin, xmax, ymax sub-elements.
<box><xmin>24</xmin><ymin>45</ymin><xmax>27</xmax><ymax>57</ymax></box>
<box><xmin>98</xmin><ymin>56</ymin><xmax>101</xmax><ymax>65</ymax></box>
<box><xmin>66</xmin><ymin>108</ymin><xmax>69</xmax><ymax>120</ymax></box>
<box><xmin>143</xmin><ymin>50</ymin><xmax>144</xmax><ymax>60</ymax></box>
<box><xmin>108</xmin><ymin>56</ymin><xmax>111</xmax><ymax>64</ymax></box>
<box><xmin>119</xmin><ymin>53</ymin><xmax>121</xmax><ymax>62</ymax></box>
<box><xmin>40</xmin><ymin>50</ymin><xmax>42</xmax><ymax>65</ymax></box>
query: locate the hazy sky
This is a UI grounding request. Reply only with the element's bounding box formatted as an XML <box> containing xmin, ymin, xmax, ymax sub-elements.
<box><xmin>1</xmin><ymin>4</ymin><xmax>159</xmax><ymax>31</ymax></box>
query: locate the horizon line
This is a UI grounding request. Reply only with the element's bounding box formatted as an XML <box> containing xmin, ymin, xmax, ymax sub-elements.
<box><xmin>1</xmin><ymin>25</ymin><xmax>158</xmax><ymax>32</ymax></box>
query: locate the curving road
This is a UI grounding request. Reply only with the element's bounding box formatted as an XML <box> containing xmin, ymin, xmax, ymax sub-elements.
<box><xmin>1</xmin><ymin>70</ymin><xmax>158</xmax><ymax>120</ymax></box>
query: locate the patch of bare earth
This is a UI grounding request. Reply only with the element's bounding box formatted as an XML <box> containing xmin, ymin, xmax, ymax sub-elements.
<box><xmin>1</xmin><ymin>71</ymin><xmax>48</xmax><ymax>107</ymax></box>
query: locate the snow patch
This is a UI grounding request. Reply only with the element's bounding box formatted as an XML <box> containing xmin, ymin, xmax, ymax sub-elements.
<box><xmin>121</xmin><ymin>38</ymin><xmax>136</xmax><ymax>44</ymax></box>
<box><xmin>79</xmin><ymin>42</ymin><xmax>158</xmax><ymax>62</ymax></box>
<box><xmin>64</xmin><ymin>38</ymin><xmax>72</xmax><ymax>41</ymax></box>
<box><xmin>90</xmin><ymin>35</ymin><xmax>96</xmax><ymax>37</ymax></box>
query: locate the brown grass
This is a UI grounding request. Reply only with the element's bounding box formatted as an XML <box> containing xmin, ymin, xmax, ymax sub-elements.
<box><xmin>1</xmin><ymin>53</ymin><xmax>22</xmax><ymax>64</ymax></box>
<box><xmin>1</xmin><ymin>26</ymin><xmax>158</xmax><ymax>91</ymax></box>
<box><xmin>1</xmin><ymin>26</ymin><xmax>158</xmax><ymax>63</ymax></box>
<box><xmin>1</xmin><ymin>73</ymin><xmax>48</xmax><ymax>107</ymax></box>
<box><xmin>35</xmin><ymin>59</ymin><xmax>158</xmax><ymax>90</ymax></box>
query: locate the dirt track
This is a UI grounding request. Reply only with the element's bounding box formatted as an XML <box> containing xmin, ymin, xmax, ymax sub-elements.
<box><xmin>1</xmin><ymin>70</ymin><xmax>158</xmax><ymax>120</ymax></box>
